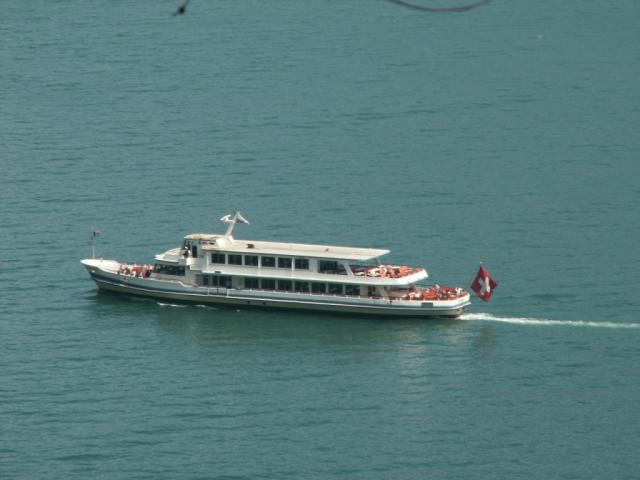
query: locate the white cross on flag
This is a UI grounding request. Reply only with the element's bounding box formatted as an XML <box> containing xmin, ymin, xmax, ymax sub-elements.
<box><xmin>470</xmin><ymin>265</ymin><xmax>498</xmax><ymax>302</ymax></box>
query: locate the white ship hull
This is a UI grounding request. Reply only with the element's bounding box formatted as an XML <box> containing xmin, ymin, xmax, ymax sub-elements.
<box><xmin>83</xmin><ymin>259</ymin><xmax>470</xmax><ymax>318</ymax></box>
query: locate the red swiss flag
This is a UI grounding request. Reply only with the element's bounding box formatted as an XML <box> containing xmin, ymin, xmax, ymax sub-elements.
<box><xmin>470</xmin><ymin>265</ymin><xmax>498</xmax><ymax>302</ymax></box>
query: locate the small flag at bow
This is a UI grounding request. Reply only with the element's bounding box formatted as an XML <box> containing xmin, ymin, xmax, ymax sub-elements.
<box><xmin>470</xmin><ymin>265</ymin><xmax>497</xmax><ymax>302</ymax></box>
<box><xmin>92</xmin><ymin>228</ymin><xmax>101</xmax><ymax>237</ymax></box>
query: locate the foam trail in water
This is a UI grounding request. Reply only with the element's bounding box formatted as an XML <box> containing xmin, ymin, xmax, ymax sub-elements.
<box><xmin>460</xmin><ymin>313</ymin><xmax>640</xmax><ymax>329</ymax></box>
<box><xmin>195</xmin><ymin>304</ymin><xmax>218</xmax><ymax>310</ymax></box>
<box><xmin>157</xmin><ymin>302</ymin><xmax>187</xmax><ymax>308</ymax></box>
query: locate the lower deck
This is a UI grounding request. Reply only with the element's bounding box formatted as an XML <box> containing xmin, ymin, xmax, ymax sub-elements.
<box><xmin>82</xmin><ymin>259</ymin><xmax>471</xmax><ymax>318</ymax></box>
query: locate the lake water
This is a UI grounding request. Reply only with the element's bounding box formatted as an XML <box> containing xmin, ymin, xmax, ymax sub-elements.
<box><xmin>2</xmin><ymin>1</ymin><xmax>639</xmax><ymax>478</ymax></box>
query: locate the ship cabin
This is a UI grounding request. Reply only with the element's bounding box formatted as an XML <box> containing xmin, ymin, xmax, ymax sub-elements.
<box><xmin>151</xmin><ymin>233</ymin><xmax>429</xmax><ymax>300</ymax></box>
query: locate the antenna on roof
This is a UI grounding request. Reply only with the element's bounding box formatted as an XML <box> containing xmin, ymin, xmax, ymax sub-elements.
<box><xmin>220</xmin><ymin>211</ymin><xmax>250</xmax><ymax>239</ymax></box>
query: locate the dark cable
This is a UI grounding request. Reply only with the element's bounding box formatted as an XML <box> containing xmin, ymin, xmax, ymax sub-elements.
<box><xmin>386</xmin><ymin>0</ymin><xmax>492</xmax><ymax>13</ymax></box>
<box><xmin>173</xmin><ymin>0</ymin><xmax>493</xmax><ymax>16</ymax></box>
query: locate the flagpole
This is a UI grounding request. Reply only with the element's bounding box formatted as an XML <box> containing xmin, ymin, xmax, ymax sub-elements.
<box><xmin>91</xmin><ymin>227</ymin><xmax>96</xmax><ymax>259</ymax></box>
<box><xmin>467</xmin><ymin>261</ymin><xmax>482</xmax><ymax>288</ymax></box>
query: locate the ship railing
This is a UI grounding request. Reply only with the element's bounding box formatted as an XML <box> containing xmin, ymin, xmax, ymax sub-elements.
<box><xmin>117</xmin><ymin>263</ymin><xmax>154</xmax><ymax>278</ymax></box>
<box><xmin>391</xmin><ymin>286</ymin><xmax>469</xmax><ymax>302</ymax></box>
<box><xmin>350</xmin><ymin>264</ymin><xmax>423</xmax><ymax>279</ymax></box>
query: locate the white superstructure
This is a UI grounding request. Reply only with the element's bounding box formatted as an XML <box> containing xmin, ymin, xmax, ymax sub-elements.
<box><xmin>81</xmin><ymin>212</ymin><xmax>470</xmax><ymax>318</ymax></box>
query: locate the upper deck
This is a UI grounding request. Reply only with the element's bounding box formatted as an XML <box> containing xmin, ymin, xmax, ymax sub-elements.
<box><xmin>184</xmin><ymin>233</ymin><xmax>390</xmax><ymax>262</ymax></box>
<box><xmin>162</xmin><ymin>233</ymin><xmax>429</xmax><ymax>287</ymax></box>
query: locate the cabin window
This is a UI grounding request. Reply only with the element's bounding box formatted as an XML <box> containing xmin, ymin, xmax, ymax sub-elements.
<box><xmin>228</xmin><ymin>254</ymin><xmax>242</xmax><ymax>265</ymax></box>
<box><xmin>261</xmin><ymin>278</ymin><xmax>276</xmax><ymax>290</ymax></box>
<box><xmin>209</xmin><ymin>276</ymin><xmax>231</xmax><ymax>287</ymax></box>
<box><xmin>345</xmin><ymin>285</ymin><xmax>360</xmax><ymax>296</ymax></box>
<box><xmin>244</xmin><ymin>255</ymin><xmax>259</xmax><ymax>266</ymax></box>
<box><xmin>318</xmin><ymin>260</ymin><xmax>337</xmax><ymax>273</ymax></box>
<box><xmin>277</xmin><ymin>280</ymin><xmax>293</xmax><ymax>292</ymax></box>
<box><xmin>311</xmin><ymin>282</ymin><xmax>326</xmax><ymax>294</ymax></box>
<box><xmin>278</xmin><ymin>257</ymin><xmax>292</xmax><ymax>269</ymax></box>
<box><xmin>202</xmin><ymin>275</ymin><xmax>209</xmax><ymax>286</ymax></box>
<box><xmin>295</xmin><ymin>281</ymin><xmax>310</xmax><ymax>293</ymax></box>
<box><xmin>244</xmin><ymin>277</ymin><xmax>259</xmax><ymax>289</ymax></box>
<box><xmin>153</xmin><ymin>264</ymin><xmax>185</xmax><ymax>276</ymax></box>
<box><xmin>294</xmin><ymin>258</ymin><xmax>309</xmax><ymax>270</ymax></box>
<box><xmin>261</xmin><ymin>256</ymin><xmax>275</xmax><ymax>267</ymax></box>
<box><xmin>318</xmin><ymin>260</ymin><xmax>347</xmax><ymax>275</ymax></box>
<box><xmin>211</xmin><ymin>253</ymin><xmax>226</xmax><ymax>264</ymax></box>
<box><xmin>328</xmin><ymin>284</ymin><xmax>343</xmax><ymax>295</ymax></box>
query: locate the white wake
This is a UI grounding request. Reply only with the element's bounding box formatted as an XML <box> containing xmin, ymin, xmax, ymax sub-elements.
<box><xmin>460</xmin><ymin>313</ymin><xmax>640</xmax><ymax>329</ymax></box>
<box><xmin>157</xmin><ymin>302</ymin><xmax>187</xmax><ymax>308</ymax></box>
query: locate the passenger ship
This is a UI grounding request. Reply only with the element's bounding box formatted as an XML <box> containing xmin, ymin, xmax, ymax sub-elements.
<box><xmin>81</xmin><ymin>212</ymin><xmax>470</xmax><ymax>318</ymax></box>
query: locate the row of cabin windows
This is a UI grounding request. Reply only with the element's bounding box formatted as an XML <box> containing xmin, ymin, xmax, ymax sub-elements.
<box><xmin>210</xmin><ymin>253</ymin><xmax>309</xmax><ymax>270</ymax></box>
<box><xmin>154</xmin><ymin>264</ymin><xmax>186</xmax><ymax>276</ymax></box>
<box><xmin>244</xmin><ymin>278</ymin><xmax>360</xmax><ymax>296</ymax></box>
<box><xmin>201</xmin><ymin>275</ymin><xmax>232</xmax><ymax>288</ymax></box>
<box><xmin>197</xmin><ymin>275</ymin><xmax>361</xmax><ymax>296</ymax></box>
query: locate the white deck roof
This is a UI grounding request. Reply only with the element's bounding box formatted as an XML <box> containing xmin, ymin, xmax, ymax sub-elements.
<box><xmin>184</xmin><ymin>234</ymin><xmax>389</xmax><ymax>261</ymax></box>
